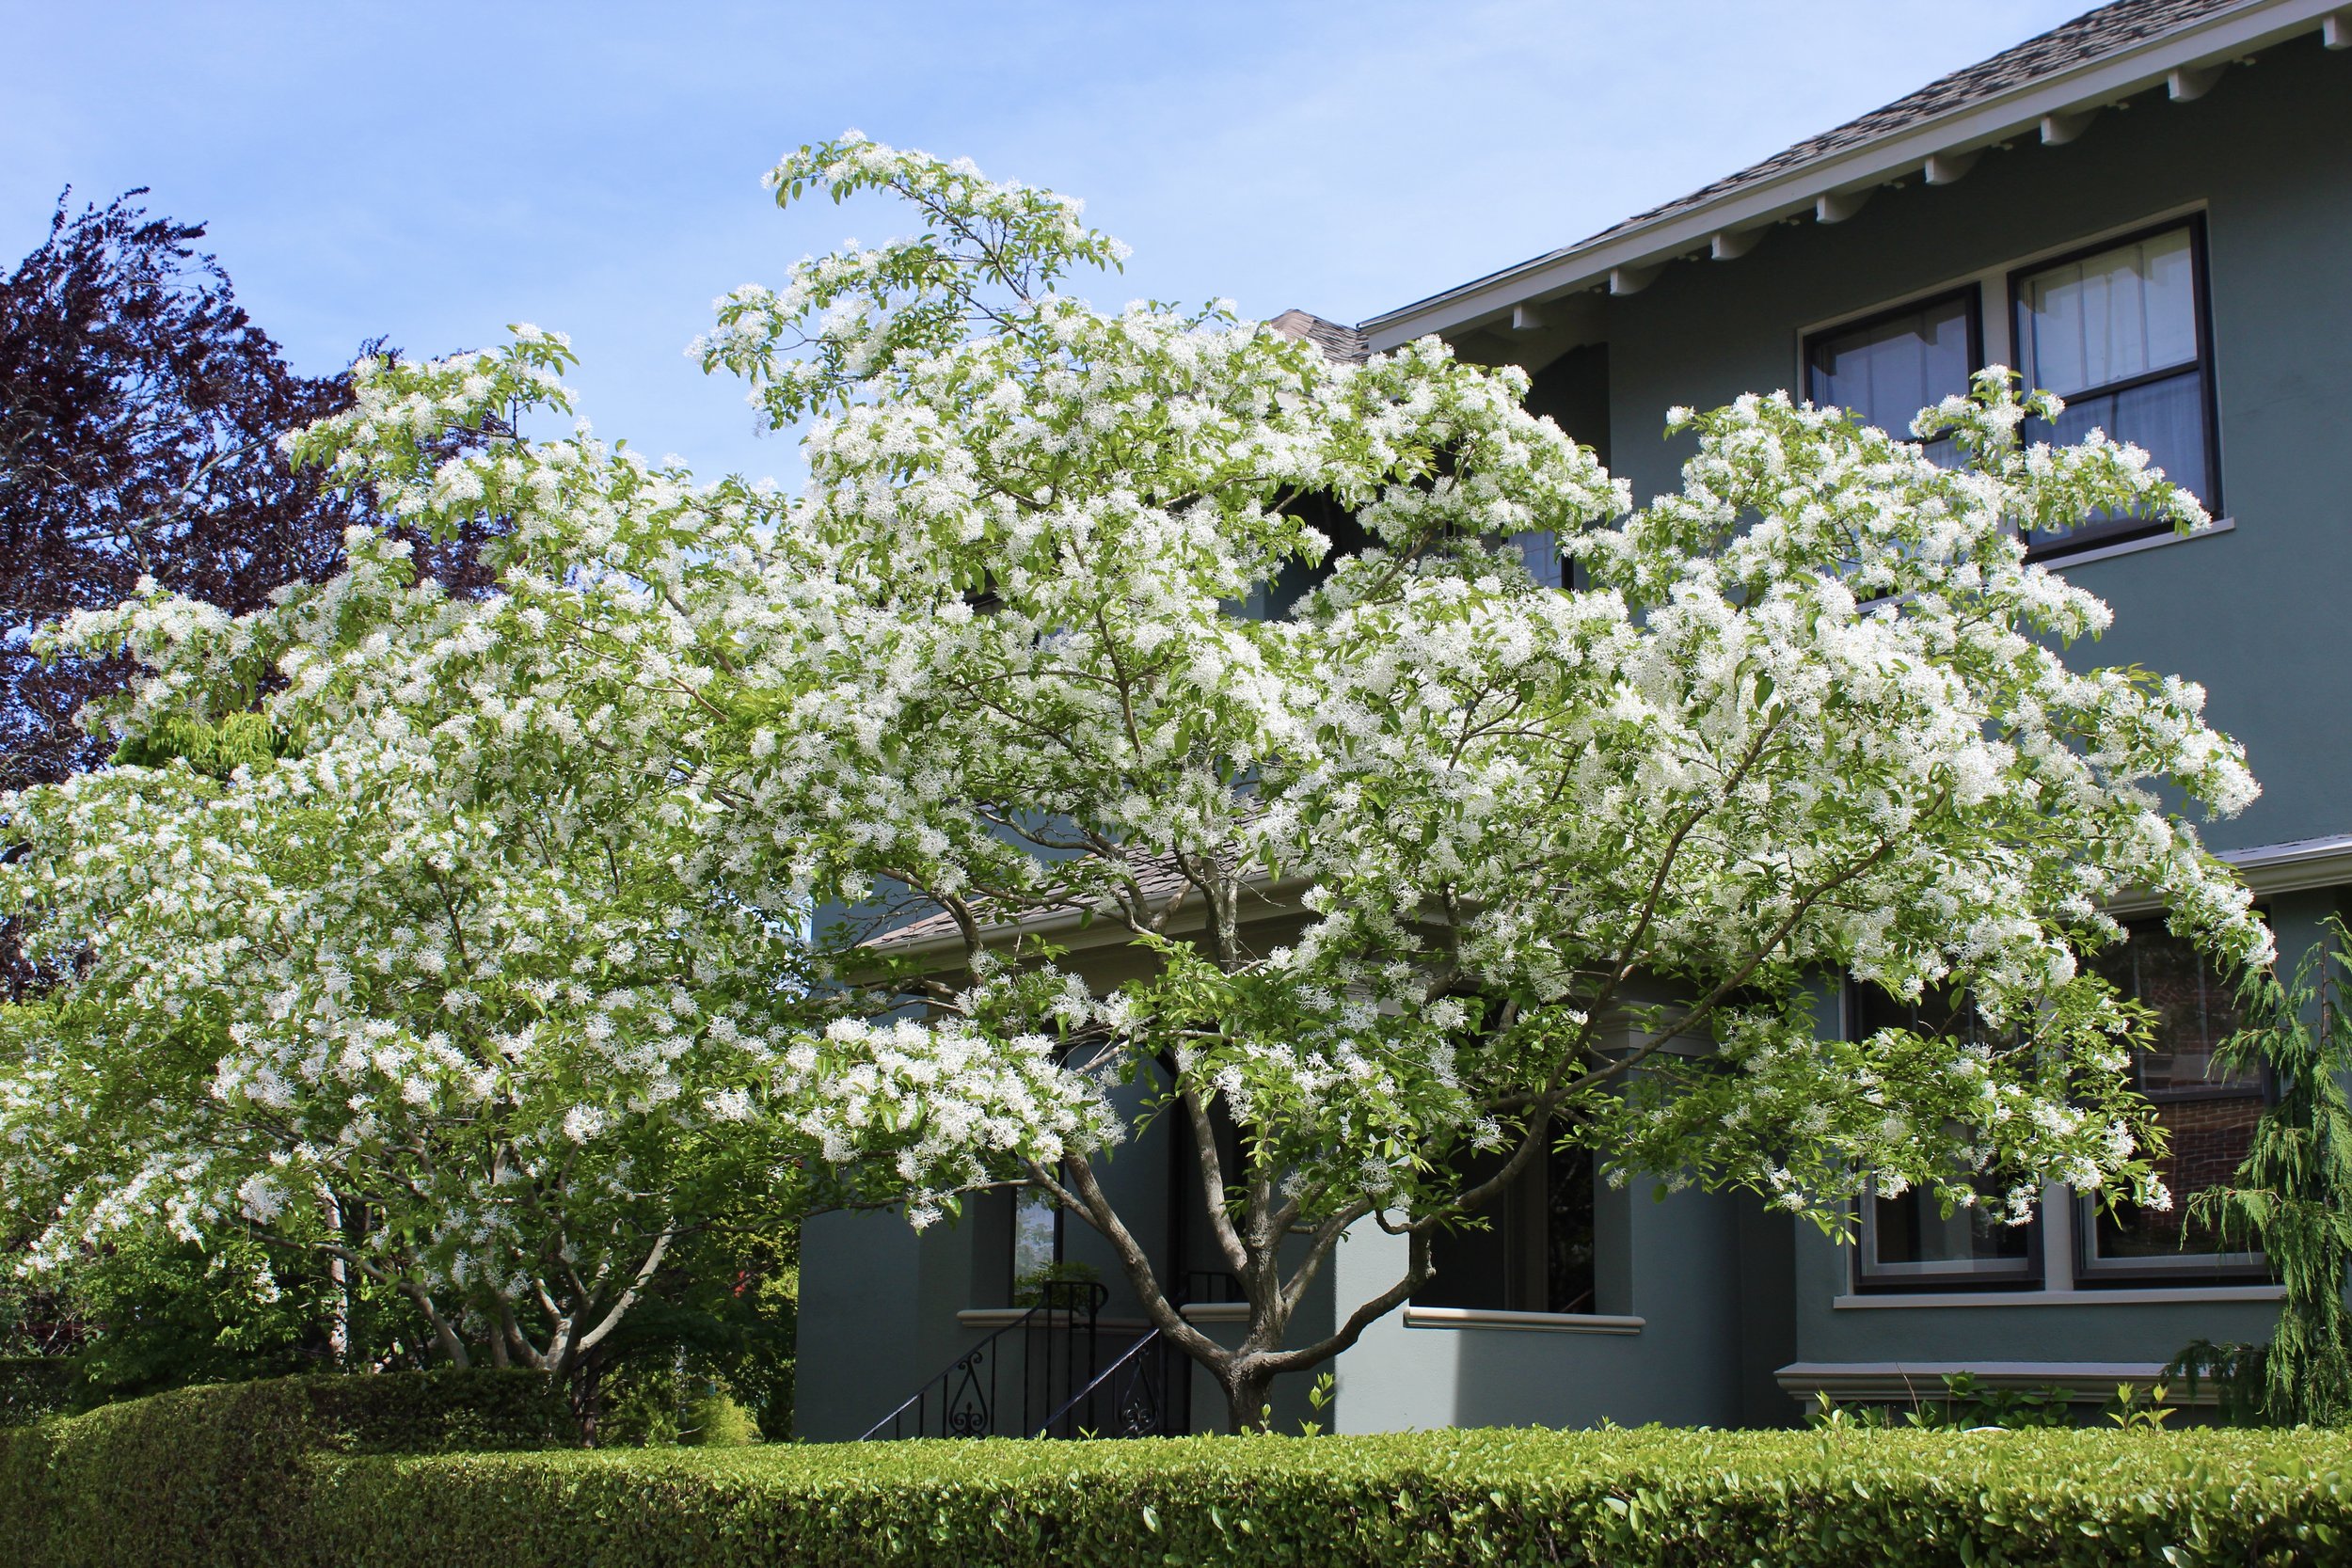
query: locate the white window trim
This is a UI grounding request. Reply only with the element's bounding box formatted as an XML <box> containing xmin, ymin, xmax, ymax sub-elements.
<box><xmin>1402</xmin><ymin>1306</ymin><xmax>1644</xmax><ymax>1335</ymax></box>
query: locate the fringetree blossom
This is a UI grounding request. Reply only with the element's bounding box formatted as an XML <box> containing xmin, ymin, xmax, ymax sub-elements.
<box><xmin>1</xmin><ymin>135</ymin><xmax>2267</xmax><ymax>1429</ymax></box>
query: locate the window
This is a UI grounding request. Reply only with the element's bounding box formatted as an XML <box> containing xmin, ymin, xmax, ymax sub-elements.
<box><xmin>2078</xmin><ymin>921</ymin><xmax>2267</xmax><ymax>1282</ymax></box>
<box><xmin>1851</xmin><ymin>985</ymin><xmax>2040</xmax><ymax>1289</ymax></box>
<box><xmin>2011</xmin><ymin>219</ymin><xmax>2217</xmax><ymax>556</ymax></box>
<box><xmin>1012</xmin><ymin>1185</ymin><xmax>1062</xmax><ymax>1285</ymax></box>
<box><xmin>1804</xmin><ymin>287</ymin><xmax>1981</xmax><ymax>467</ymax></box>
<box><xmin>1506</xmin><ymin>528</ymin><xmax>1564</xmax><ymax>590</ymax></box>
<box><xmin>1414</xmin><ymin>1142</ymin><xmax>1596</xmax><ymax>1313</ymax></box>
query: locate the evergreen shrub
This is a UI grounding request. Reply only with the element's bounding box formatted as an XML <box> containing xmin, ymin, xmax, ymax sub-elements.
<box><xmin>0</xmin><ymin>1355</ymin><xmax>72</xmax><ymax>1426</ymax></box>
<box><xmin>8</xmin><ymin>1377</ymin><xmax>2352</xmax><ymax>1567</ymax></box>
<box><xmin>0</xmin><ymin>1370</ymin><xmax>573</xmax><ymax>1567</ymax></box>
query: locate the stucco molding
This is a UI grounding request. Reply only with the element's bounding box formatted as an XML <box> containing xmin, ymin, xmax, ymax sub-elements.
<box><xmin>1178</xmin><ymin>1302</ymin><xmax>1251</xmax><ymax>1325</ymax></box>
<box><xmin>1776</xmin><ymin>1358</ymin><xmax>2223</xmax><ymax>1403</ymax></box>
<box><xmin>2106</xmin><ymin>833</ymin><xmax>2352</xmax><ymax>918</ymax></box>
<box><xmin>1401</xmin><ymin>1306</ymin><xmax>1645</xmax><ymax>1335</ymax></box>
<box><xmin>1831</xmin><ymin>1283</ymin><xmax>2284</xmax><ymax>1309</ymax></box>
<box><xmin>954</xmin><ymin>1307</ymin><xmax>1152</xmax><ymax>1332</ymax></box>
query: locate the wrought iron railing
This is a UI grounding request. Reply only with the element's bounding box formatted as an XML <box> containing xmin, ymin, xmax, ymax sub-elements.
<box><xmin>1032</xmin><ymin>1324</ymin><xmax>1184</xmax><ymax>1438</ymax></box>
<box><xmin>1181</xmin><ymin>1269</ymin><xmax>1245</xmax><ymax>1305</ymax></box>
<box><xmin>857</xmin><ymin>1279</ymin><xmax>1113</xmax><ymax>1440</ymax></box>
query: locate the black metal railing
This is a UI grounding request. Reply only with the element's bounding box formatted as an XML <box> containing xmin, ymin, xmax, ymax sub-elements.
<box><xmin>858</xmin><ymin>1280</ymin><xmax>1115</xmax><ymax>1440</ymax></box>
<box><xmin>1032</xmin><ymin>1325</ymin><xmax>1185</xmax><ymax>1438</ymax></box>
<box><xmin>1180</xmin><ymin>1269</ymin><xmax>1245</xmax><ymax>1305</ymax></box>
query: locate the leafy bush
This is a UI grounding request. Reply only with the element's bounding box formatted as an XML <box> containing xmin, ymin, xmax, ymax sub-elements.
<box><xmin>0</xmin><ymin>1370</ymin><xmax>573</xmax><ymax>1567</ymax></box>
<box><xmin>0</xmin><ymin>1355</ymin><xmax>72</xmax><ymax>1426</ymax></box>
<box><xmin>597</xmin><ymin>1361</ymin><xmax>764</xmax><ymax>1449</ymax></box>
<box><xmin>9</xmin><ymin>1378</ymin><xmax>2352</xmax><ymax>1567</ymax></box>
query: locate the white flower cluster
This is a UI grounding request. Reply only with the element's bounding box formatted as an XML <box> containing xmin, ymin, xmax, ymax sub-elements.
<box><xmin>0</xmin><ymin>135</ymin><xmax>2272</xmax><ymax>1358</ymax></box>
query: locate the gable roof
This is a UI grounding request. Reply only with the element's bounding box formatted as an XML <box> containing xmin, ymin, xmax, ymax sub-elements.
<box><xmin>1359</xmin><ymin>0</ymin><xmax>2348</xmax><ymax>349</ymax></box>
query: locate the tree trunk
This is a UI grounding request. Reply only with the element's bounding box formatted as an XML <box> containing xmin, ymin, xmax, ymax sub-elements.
<box><xmin>322</xmin><ymin>1192</ymin><xmax>351</xmax><ymax>1370</ymax></box>
<box><xmin>1223</xmin><ymin>1363</ymin><xmax>1277</xmax><ymax>1434</ymax></box>
<box><xmin>570</xmin><ymin>1354</ymin><xmax>603</xmax><ymax>1448</ymax></box>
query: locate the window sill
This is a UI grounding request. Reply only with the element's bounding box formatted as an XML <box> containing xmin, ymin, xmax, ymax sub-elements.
<box><xmin>1402</xmin><ymin>1306</ymin><xmax>1645</xmax><ymax>1335</ymax></box>
<box><xmin>2037</xmin><ymin>515</ymin><xmax>2233</xmax><ymax>570</ymax></box>
<box><xmin>1834</xmin><ymin>1283</ymin><xmax>2282</xmax><ymax>1309</ymax></box>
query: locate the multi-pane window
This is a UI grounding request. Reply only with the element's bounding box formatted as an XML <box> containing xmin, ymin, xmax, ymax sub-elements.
<box><xmin>2012</xmin><ymin>220</ymin><xmax>2217</xmax><ymax>554</ymax></box>
<box><xmin>2079</xmin><ymin>921</ymin><xmax>2266</xmax><ymax>1282</ymax></box>
<box><xmin>1415</xmin><ymin>1142</ymin><xmax>1597</xmax><ymax>1313</ymax></box>
<box><xmin>1851</xmin><ymin>986</ymin><xmax>2039</xmax><ymax>1289</ymax></box>
<box><xmin>1804</xmin><ymin>288</ymin><xmax>1979</xmax><ymax>467</ymax></box>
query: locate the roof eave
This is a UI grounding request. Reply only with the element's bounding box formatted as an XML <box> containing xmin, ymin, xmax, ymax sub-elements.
<box><xmin>1361</xmin><ymin>0</ymin><xmax>2345</xmax><ymax>352</ymax></box>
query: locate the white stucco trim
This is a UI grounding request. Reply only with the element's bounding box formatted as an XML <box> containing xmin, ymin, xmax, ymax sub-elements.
<box><xmin>2104</xmin><ymin>832</ymin><xmax>2352</xmax><ymax>918</ymax></box>
<box><xmin>1777</xmin><ymin>1358</ymin><xmax>2220</xmax><ymax>1402</ymax></box>
<box><xmin>1831</xmin><ymin>1283</ymin><xmax>2282</xmax><ymax>1310</ymax></box>
<box><xmin>1178</xmin><ymin>1302</ymin><xmax>1251</xmax><ymax>1325</ymax></box>
<box><xmin>2042</xmin><ymin>515</ymin><xmax>2235</xmax><ymax>569</ymax></box>
<box><xmin>955</xmin><ymin>1307</ymin><xmax>1152</xmax><ymax>1332</ymax></box>
<box><xmin>1401</xmin><ymin>1306</ymin><xmax>1645</xmax><ymax>1335</ymax></box>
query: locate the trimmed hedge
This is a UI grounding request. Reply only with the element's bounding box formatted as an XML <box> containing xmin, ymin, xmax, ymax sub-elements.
<box><xmin>7</xmin><ymin>1377</ymin><xmax>2352</xmax><ymax>1566</ymax></box>
<box><xmin>302</xmin><ymin>1431</ymin><xmax>2352</xmax><ymax>1567</ymax></box>
<box><xmin>0</xmin><ymin>1370</ymin><xmax>573</xmax><ymax>1567</ymax></box>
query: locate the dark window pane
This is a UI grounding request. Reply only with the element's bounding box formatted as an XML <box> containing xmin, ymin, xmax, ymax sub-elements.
<box><xmin>2013</xmin><ymin>224</ymin><xmax>2213</xmax><ymax>549</ymax></box>
<box><xmin>1418</xmin><ymin>1148</ymin><xmax>1514</xmax><ymax>1310</ymax></box>
<box><xmin>2091</xmin><ymin>1095</ymin><xmax>2262</xmax><ymax>1259</ymax></box>
<box><xmin>1852</xmin><ymin>983</ymin><xmax>2036</xmax><ymax>1281</ymax></box>
<box><xmin>1808</xmin><ymin>297</ymin><xmax>1975</xmax><ymax>434</ymax></box>
<box><xmin>1013</xmin><ymin>1187</ymin><xmax>1060</xmax><ymax>1282</ymax></box>
<box><xmin>1417</xmin><ymin>1140</ymin><xmax>1597</xmax><ymax>1312</ymax></box>
<box><xmin>2084</xmin><ymin>924</ymin><xmax>2264</xmax><ymax>1271</ymax></box>
<box><xmin>1509</xmin><ymin>528</ymin><xmax>1564</xmax><ymax>590</ymax></box>
<box><xmin>1872</xmin><ymin>1189</ymin><xmax>2032</xmax><ymax>1267</ymax></box>
<box><xmin>1547</xmin><ymin>1144</ymin><xmax>1596</xmax><ymax>1313</ymax></box>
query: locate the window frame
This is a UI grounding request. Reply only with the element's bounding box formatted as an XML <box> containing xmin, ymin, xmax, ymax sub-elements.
<box><xmin>1856</xmin><ymin>1188</ymin><xmax>2044</xmax><ymax>1289</ymax></box>
<box><xmin>1845</xmin><ymin>979</ymin><xmax>2044</xmax><ymax>1292</ymax></box>
<box><xmin>2007</xmin><ymin>214</ymin><xmax>2221</xmax><ymax>560</ymax></box>
<box><xmin>1801</xmin><ymin>283</ymin><xmax>1985</xmax><ymax>457</ymax></box>
<box><xmin>2072</xmin><ymin>911</ymin><xmax>2269</xmax><ymax>1287</ymax></box>
<box><xmin>1412</xmin><ymin>1140</ymin><xmax>1598</xmax><ymax>1315</ymax></box>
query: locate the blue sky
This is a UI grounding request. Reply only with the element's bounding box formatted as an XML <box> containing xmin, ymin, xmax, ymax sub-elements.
<box><xmin>6</xmin><ymin>1</ymin><xmax>2092</xmax><ymax>483</ymax></box>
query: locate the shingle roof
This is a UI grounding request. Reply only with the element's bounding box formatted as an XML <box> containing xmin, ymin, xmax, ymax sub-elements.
<box><xmin>867</xmin><ymin>853</ymin><xmax>1200</xmax><ymax>952</ymax></box>
<box><xmin>1267</xmin><ymin>308</ymin><xmax>1371</xmax><ymax>364</ymax></box>
<box><xmin>1573</xmin><ymin>0</ymin><xmax>2249</xmax><ymax>251</ymax></box>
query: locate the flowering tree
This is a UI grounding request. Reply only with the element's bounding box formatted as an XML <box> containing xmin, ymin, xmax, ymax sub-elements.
<box><xmin>1</xmin><ymin>136</ymin><xmax>2268</xmax><ymax>1432</ymax></box>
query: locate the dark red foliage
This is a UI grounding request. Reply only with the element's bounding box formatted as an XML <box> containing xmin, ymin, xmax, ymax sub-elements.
<box><xmin>0</xmin><ymin>187</ymin><xmax>499</xmax><ymax>794</ymax></box>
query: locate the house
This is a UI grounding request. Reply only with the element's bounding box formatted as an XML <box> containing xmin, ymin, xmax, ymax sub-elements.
<box><xmin>793</xmin><ymin>0</ymin><xmax>2352</xmax><ymax>1437</ymax></box>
